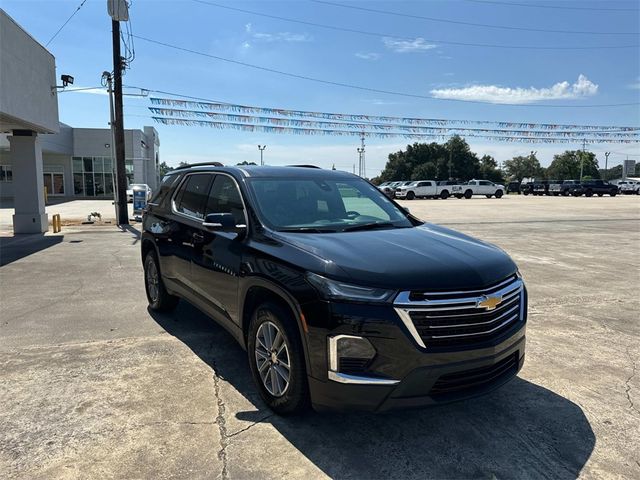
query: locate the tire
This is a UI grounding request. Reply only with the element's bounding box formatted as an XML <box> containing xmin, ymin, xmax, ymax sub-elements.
<box><xmin>597</xmin><ymin>193</ymin><xmax>603</xmax><ymax>197</ymax></box>
<box><xmin>406</xmin><ymin>191</ymin><xmax>415</xmax><ymax>200</ymax></box>
<box><xmin>610</xmin><ymin>190</ymin><xmax>617</xmax><ymax>197</ymax></box>
<box><xmin>144</xmin><ymin>251</ymin><xmax>179</xmax><ymax>312</ymax></box>
<box><xmin>455</xmin><ymin>194</ymin><xmax>463</xmax><ymax>199</ymax></box>
<box><xmin>247</xmin><ymin>302</ymin><xmax>309</xmax><ymax>415</ymax></box>
<box><xmin>523</xmin><ymin>191</ymin><xmax>529</xmax><ymax>196</ymax></box>
<box><xmin>495</xmin><ymin>190</ymin><xmax>503</xmax><ymax>199</ymax></box>
<box><xmin>585</xmin><ymin>189</ymin><xmax>593</xmax><ymax>197</ymax></box>
<box><xmin>440</xmin><ymin>190</ymin><xmax>450</xmax><ymax>199</ymax></box>
<box><xmin>464</xmin><ymin>190</ymin><xmax>472</xmax><ymax>199</ymax></box>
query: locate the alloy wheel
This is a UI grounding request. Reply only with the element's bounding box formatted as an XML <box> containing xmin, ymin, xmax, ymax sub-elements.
<box><xmin>145</xmin><ymin>257</ymin><xmax>159</xmax><ymax>303</ymax></box>
<box><xmin>255</xmin><ymin>321</ymin><xmax>291</xmax><ymax>397</ymax></box>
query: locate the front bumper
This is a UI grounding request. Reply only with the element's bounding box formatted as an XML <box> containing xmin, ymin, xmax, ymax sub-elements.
<box><xmin>309</xmin><ymin>331</ymin><xmax>525</xmax><ymax>412</ymax></box>
<box><xmin>303</xmin><ymin>293</ymin><xmax>527</xmax><ymax>412</ymax></box>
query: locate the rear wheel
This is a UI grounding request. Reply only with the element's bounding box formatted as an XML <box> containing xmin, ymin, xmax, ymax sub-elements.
<box><xmin>585</xmin><ymin>189</ymin><xmax>593</xmax><ymax>197</ymax></box>
<box><xmin>455</xmin><ymin>194</ymin><xmax>463</xmax><ymax>199</ymax></box>
<box><xmin>610</xmin><ymin>190</ymin><xmax>617</xmax><ymax>197</ymax></box>
<box><xmin>248</xmin><ymin>302</ymin><xmax>309</xmax><ymax>415</ymax></box>
<box><xmin>597</xmin><ymin>193</ymin><xmax>603</xmax><ymax>197</ymax></box>
<box><xmin>144</xmin><ymin>251</ymin><xmax>179</xmax><ymax>312</ymax></box>
<box><xmin>440</xmin><ymin>190</ymin><xmax>449</xmax><ymax>199</ymax></box>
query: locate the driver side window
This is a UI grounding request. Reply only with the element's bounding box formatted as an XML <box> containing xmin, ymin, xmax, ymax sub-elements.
<box><xmin>205</xmin><ymin>175</ymin><xmax>245</xmax><ymax>225</ymax></box>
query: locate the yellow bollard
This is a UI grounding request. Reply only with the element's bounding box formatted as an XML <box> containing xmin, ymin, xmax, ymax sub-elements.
<box><xmin>52</xmin><ymin>214</ymin><xmax>61</xmax><ymax>233</ymax></box>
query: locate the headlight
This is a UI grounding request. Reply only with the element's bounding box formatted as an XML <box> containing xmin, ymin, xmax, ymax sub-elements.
<box><xmin>306</xmin><ymin>272</ymin><xmax>396</xmax><ymax>303</ymax></box>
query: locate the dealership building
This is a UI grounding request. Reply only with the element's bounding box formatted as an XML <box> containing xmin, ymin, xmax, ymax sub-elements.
<box><xmin>0</xmin><ymin>9</ymin><xmax>159</xmax><ymax>232</ymax></box>
<box><xmin>0</xmin><ymin>124</ymin><xmax>161</xmax><ymax>199</ymax></box>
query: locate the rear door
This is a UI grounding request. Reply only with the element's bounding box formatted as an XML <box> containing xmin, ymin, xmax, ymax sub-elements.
<box><xmin>169</xmin><ymin>172</ymin><xmax>214</xmax><ymax>291</ymax></box>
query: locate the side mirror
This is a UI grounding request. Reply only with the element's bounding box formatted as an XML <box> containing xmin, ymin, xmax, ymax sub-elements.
<box><xmin>202</xmin><ymin>213</ymin><xmax>246</xmax><ymax>233</ymax></box>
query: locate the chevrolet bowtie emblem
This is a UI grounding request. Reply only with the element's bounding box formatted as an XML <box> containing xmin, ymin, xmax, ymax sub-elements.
<box><xmin>477</xmin><ymin>295</ymin><xmax>502</xmax><ymax>310</ymax></box>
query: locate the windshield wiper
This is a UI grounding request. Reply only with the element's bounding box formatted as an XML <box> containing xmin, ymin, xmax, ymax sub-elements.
<box><xmin>342</xmin><ymin>222</ymin><xmax>398</xmax><ymax>232</ymax></box>
<box><xmin>278</xmin><ymin>227</ymin><xmax>338</xmax><ymax>233</ymax></box>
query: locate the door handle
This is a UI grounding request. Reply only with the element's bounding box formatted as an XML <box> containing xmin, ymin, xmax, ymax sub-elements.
<box><xmin>192</xmin><ymin>232</ymin><xmax>204</xmax><ymax>244</ymax></box>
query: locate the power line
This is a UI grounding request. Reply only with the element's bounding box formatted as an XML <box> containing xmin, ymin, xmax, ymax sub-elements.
<box><xmin>311</xmin><ymin>0</ymin><xmax>639</xmax><ymax>36</ymax></box>
<box><xmin>191</xmin><ymin>0</ymin><xmax>638</xmax><ymax>50</ymax></box>
<box><xmin>465</xmin><ymin>0</ymin><xmax>640</xmax><ymax>12</ymax></box>
<box><xmin>45</xmin><ymin>0</ymin><xmax>89</xmax><ymax>47</ymax></box>
<box><xmin>131</xmin><ymin>35</ymin><xmax>640</xmax><ymax>108</ymax></box>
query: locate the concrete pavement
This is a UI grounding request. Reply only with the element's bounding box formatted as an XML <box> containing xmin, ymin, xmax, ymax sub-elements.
<box><xmin>0</xmin><ymin>195</ymin><xmax>638</xmax><ymax>479</ymax></box>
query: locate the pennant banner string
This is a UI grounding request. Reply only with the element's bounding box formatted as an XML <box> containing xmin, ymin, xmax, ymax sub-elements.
<box><xmin>149</xmin><ymin>97</ymin><xmax>640</xmax><ymax>132</ymax></box>
<box><xmin>151</xmin><ymin>117</ymin><xmax>640</xmax><ymax>144</ymax></box>
<box><xmin>148</xmin><ymin>107</ymin><xmax>640</xmax><ymax>139</ymax></box>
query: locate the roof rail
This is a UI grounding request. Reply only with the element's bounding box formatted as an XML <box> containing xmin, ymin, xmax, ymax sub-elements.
<box><xmin>173</xmin><ymin>162</ymin><xmax>225</xmax><ymax>170</ymax></box>
<box><xmin>287</xmin><ymin>164</ymin><xmax>321</xmax><ymax>169</ymax></box>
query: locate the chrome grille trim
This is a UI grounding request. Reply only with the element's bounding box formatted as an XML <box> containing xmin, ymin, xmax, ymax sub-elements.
<box><xmin>394</xmin><ymin>277</ymin><xmax>524</xmax><ymax>349</ymax></box>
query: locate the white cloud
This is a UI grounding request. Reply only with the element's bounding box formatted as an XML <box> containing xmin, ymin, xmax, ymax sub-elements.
<box><xmin>244</xmin><ymin>22</ymin><xmax>311</xmax><ymax>43</ymax></box>
<box><xmin>629</xmin><ymin>77</ymin><xmax>640</xmax><ymax>90</ymax></box>
<box><xmin>355</xmin><ymin>52</ymin><xmax>380</xmax><ymax>60</ymax></box>
<box><xmin>383</xmin><ymin>37</ymin><xmax>437</xmax><ymax>53</ymax></box>
<box><xmin>430</xmin><ymin>74</ymin><xmax>599</xmax><ymax>104</ymax></box>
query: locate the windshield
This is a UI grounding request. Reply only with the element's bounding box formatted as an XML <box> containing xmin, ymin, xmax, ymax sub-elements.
<box><xmin>247</xmin><ymin>177</ymin><xmax>414</xmax><ymax>232</ymax></box>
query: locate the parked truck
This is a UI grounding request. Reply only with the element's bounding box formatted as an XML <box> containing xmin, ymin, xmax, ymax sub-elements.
<box><xmin>394</xmin><ymin>180</ymin><xmax>437</xmax><ymax>200</ymax></box>
<box><xmin>452</xmin><ymin>180</ymin><xmax>505</xmax><ymax>199</ymax></box>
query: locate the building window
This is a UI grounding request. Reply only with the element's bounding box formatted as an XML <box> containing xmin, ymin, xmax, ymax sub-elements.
<box><xmin>72</xmin><ymin>156</ymin><xmax>114</xmax><ymax>197</ymax></box>
<box><xmin>0</xmin><ymin>165</ymin><xmax>12</xmax><ymax>182</ymax></box>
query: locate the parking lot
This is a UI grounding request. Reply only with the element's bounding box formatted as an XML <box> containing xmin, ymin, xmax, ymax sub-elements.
<box><xmin>0</xmin><ymin>195</ymin><xmax>638</xmax><ymax>479</ymax></box>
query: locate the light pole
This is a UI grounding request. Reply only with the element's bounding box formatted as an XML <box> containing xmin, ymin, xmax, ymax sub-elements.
<box><xmin>604</xmin><ymin>151</ymin><xmax>611</xmax><ymax>180</ymax></box>
<box><xmin>258</xmin><ymin>145</ymin><xmax>266</xmax><ymax>166</ymax></box>
<box><xmin>357</xmin><ymin>147</ymin><xmax>364</xmax><ymax>177</ymax></box>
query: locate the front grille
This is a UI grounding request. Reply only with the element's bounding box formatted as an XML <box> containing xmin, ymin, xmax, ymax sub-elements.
<box><xmin>339</xmin><ymin>357</ymin><xmax>370</xmax><ymax>374</ymax></box>
<box><xmin>429</xmin><ymin>353</ymin><xmax>518</xmax><ymax>396</ymax></box>
<box><xmin>394</xmin><ymin>275</ymin><xmax>524</xmax><ymax>350</ymax></box>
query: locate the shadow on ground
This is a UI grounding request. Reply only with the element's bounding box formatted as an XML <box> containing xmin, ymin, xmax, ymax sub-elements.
<box><xmin>0</xmin><ymin>234</ymin><xmax>64</xmax><ymax>267</ymax></box>
<box><xmin>150</xmin><ymin>301</ymin><xmax>595</xmax><ymax>480</ymax></box>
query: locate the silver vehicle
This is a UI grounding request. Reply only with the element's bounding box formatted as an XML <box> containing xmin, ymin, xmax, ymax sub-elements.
<box><xmin>617</xmin><ymin>180</ymin><xmax>640</xmax><ymax>195</ymax></box>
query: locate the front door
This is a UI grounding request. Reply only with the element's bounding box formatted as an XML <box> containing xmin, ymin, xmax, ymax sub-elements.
<box><xmin>191</xmin><ymin>174</ymin><xmax>246</xmax><ymax>326</ymax></box>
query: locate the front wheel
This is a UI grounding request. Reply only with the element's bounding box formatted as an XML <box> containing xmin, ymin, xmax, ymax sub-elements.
<box><xmin>495</xmin><ymin>190</ymin><xmax>503</xmax><ymax>198</ymax></box>
<box><xmin>406</xmin><ymin>191</ymin><xmax>415</xmax><ymax>200</ymax></box>
<box><xmin>610</xmin><ymin>190</ymin><xmax>617</xmax><ymax>197</ymax></box>
<box><xmin>464</xmin><ymin>190</ymin><xmax>473</xmax><ymax>199</ymax></box>
<box><xmin>248</xmin><ymin>302</ymin><xmax>309</xmax><ymax>415</ymax></box>
<box><xmin>455</xmin><ymin>194</ymin><xmax>463</xmax><ymax>199</ymax></box>
<box><xmin>144</xmin><ymin>251</ymin><xmax>179</xmax><ymax>312</ymax></box>
<box><xmin>585</xmin><ymin>189</ymin><xmax>593</xmax><ymax>197</ymax></box>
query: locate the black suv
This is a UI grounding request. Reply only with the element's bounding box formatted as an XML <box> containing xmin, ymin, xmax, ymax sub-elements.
<box><xmin>569</xmin><ymin>180</ymin><xmax>618</xmax><ymax>197</ymax></box>
<box><xmin>141</xmin><ymin>165</ymin><xmax>527</xmax><ymax>414</ymax></box>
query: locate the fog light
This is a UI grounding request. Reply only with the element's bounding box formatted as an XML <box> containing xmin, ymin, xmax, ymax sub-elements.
<box><xmin>328</xmin><ymin>335</ymin><xmax>376</xmax><ymax>374</ymax></box>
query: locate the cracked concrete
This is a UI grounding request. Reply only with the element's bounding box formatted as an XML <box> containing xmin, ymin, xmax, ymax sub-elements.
<box><xmin>1</xmin><ymin>195</ymin><xmax>639</xmax><ymax>479</ymax></box>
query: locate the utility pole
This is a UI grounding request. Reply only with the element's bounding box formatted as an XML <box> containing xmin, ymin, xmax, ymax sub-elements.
<box><xmin>604</xmin><ymin>151</ymin><xmax>611</xmax><ymax>180</ymax></box>
<box><xmin>258</xmin><ymin>145</ymin><xmax>266</xmax><ymax>165</ymax></box>
<box><xmin>356</xmin><ymin>133</ymin><xmax>366</xmax><ymax>178</ymax></box>
<box><xmin>102</xmin><ymin>71</ymin><xmax>118</xmax><ymax>213</ymax></box>
<box><xmin>579</xmin><ymin>139</ymin><xmax>587</xmax><ymax>181</ymax></box>
<box><xmin>109</xmin><ymin>10</ymin><xmax>129</xmax><ymax>225</ymax></box>
<box><xmin>448</xmin><ymin>142</ymin><xmax>453</xmax><ymax>180</ymax></box>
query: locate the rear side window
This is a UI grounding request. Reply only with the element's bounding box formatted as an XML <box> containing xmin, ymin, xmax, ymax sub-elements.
<box><xmin>151</xmin><ymin>174</ymin><xmax>179</xmax><ymax>206</ymax></box>
<box><xmin>205</xmin><ymin>175</ymin><xmax>245</xmax><ymax>225</ymax></box>
<box><xmin>174</xmin><ymin>174</ymin><xmax>213</xmax><ymax>219</ymax></box>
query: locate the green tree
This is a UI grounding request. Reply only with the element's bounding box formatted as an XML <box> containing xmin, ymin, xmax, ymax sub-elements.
<box><xmin>237</xmin><ymin>161</ymin><xmax>257</xmax><ymax>166</ymax></box>
<box><xmin>546</xmin><ymin>150</ymin><xmax>599</xmax><ymax>181</ymax></box>
<box><xmin>178</xmin><ymin>161</ymin><xmax>190</xmax><ymax>168</ymax></box>
<box><xmin>158</xmin><ymin>161</ymin><xmax>173</xmax><ymax>177</ymax></box>
<box><xmin>378</xmin><ymin>136</ymin><xmax>480</xmax><ymax>182</ymax></box>
<box><xmin>600</xmin><ymin>164</ymin><xmax>622</xmax><ymax>181</ymax></box>
<box><xmin>478</xmin><ymin>154</ymin><xmax>504</xmax><ymax>183</ymax></box>
<box><xmin>503</xmin><ymin>153</ymin><xmax>543</xmax><ymax>181</ymax></box>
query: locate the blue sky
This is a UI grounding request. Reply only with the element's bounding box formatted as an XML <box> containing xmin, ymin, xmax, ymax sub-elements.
<box><xmin>4</xmin><ymin>0</ymin><xmax>640</xmax><ymax>175</ymax></box>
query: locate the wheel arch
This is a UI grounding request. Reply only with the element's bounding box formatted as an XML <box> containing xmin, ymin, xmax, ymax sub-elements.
<box><xmin>240</xmin><ymin>279</ymin><xmax>311</xmax><ymax>372</ymax></box>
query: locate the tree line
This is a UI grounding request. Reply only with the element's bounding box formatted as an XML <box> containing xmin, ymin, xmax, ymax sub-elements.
<box><xmin>371</xmin><ymin>135</ymin><xmax>635</xmax><ymax>184</ymax></box>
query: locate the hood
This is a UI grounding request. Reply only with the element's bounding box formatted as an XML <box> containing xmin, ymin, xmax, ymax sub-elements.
<box><xmin>263</xmin><ymin>224</ymin><xmax>517</xmax><ymax>291</ymax></box>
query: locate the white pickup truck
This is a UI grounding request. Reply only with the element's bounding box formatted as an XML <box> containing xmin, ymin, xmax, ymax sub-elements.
<box><xmin>394</xmin><ymin>180</ymin><xmax>437</xmax><ymax>200</ymax></box>
<box><xmin>451</xmin><ymin>180</ymin><xmax>505</xmax><ymax>199</ymax></box>
<box><xmin>617</xmin><ymin>180</ymin><xmax>640</xmax><ymax>195</ymax></box>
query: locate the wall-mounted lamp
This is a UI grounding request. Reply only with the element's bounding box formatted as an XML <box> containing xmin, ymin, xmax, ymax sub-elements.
<box><xmin>52</xmin><ymin>74</ymin><xmax>74</xmax><ymax>94</ymax></box>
